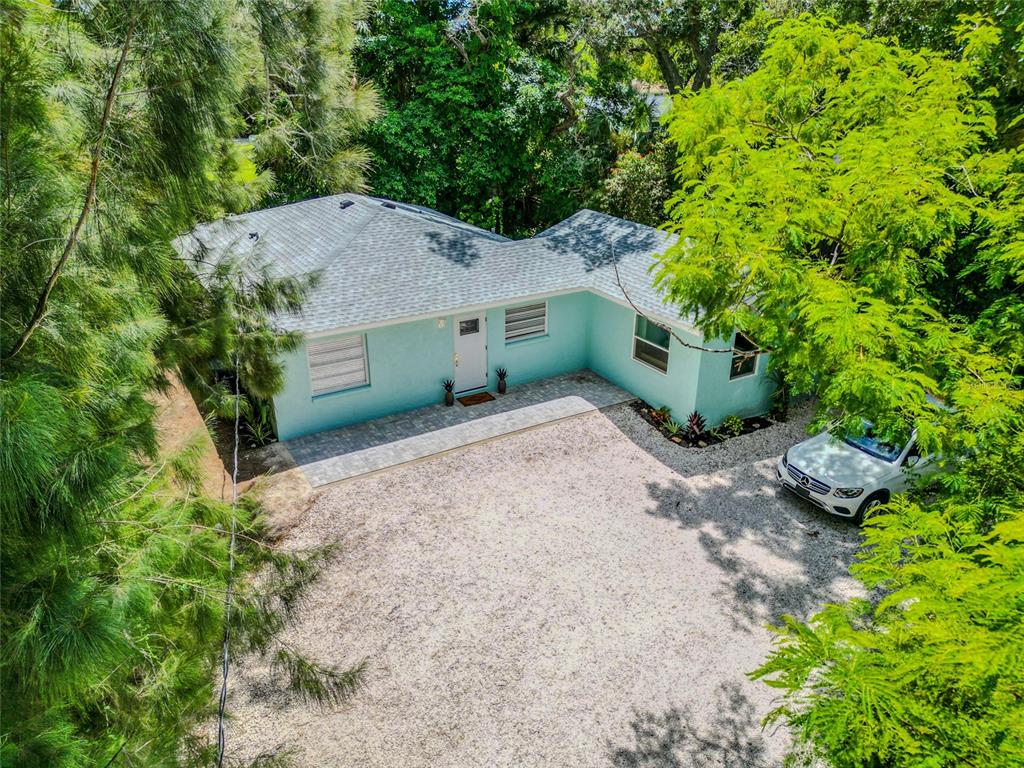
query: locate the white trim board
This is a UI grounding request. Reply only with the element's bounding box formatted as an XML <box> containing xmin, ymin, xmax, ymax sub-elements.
<box><xmin>302</xmin><ymin>287</ymin><xmax>703</xmax><ymax>344</ymax></box>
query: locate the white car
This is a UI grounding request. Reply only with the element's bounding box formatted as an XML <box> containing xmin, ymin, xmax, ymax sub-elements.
<box><xmin>776</xmin><ymin>425</ymin><xmax>939</xmax><ymax>523</ymax></box>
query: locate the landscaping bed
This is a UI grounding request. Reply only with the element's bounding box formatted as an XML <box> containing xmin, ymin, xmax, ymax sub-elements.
<box><xmin>630</xmin><ymin>400</ymin><xmax>776</xmax><ymax>448</ymax></box>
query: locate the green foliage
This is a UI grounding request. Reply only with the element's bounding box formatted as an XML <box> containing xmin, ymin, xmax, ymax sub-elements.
<box><xmin>717</xmin><ymin>414</ymin><xmax>744</xmax><ymax>438</ymax></box>
<box><xmin>356</xmin><ymin>0</ymin><xmax>640</xmax><ymax>234</ymax></box>
<box><xmin>242</xmin><ymin>0</ymin><xmax>380</xmax><ymax>204</ymax></box>
<box><xmin>575</xmin><ymin>0</ymin><xmax>758</xmax><ymax>94</ymax></box>
<box><xmin>600</xmin><ymin>141</ymin><xmax>675</xmax><ymax>226</ymax></box>
<box><xmin>657</xmin><ymin>15</ymin><xmax>1024</xmax><ymax>768</ymax></box>
<box><xmin>653</xmin><ymin>404</ymin><xmax>673</xmax><ymax>423</ymax></box>
<box><xmin>0</xmin><ymin>1</ymin><xmax>365</xmax><ymax>764</ymax></box>
<box><xmin>659</xmin><ymin>14</ymin><xmax>1019</xmax><ymax>447</ymax></box>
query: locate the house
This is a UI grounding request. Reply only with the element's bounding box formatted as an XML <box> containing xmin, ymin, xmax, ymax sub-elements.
<box><xmin>178</xmin><ymin>194</ymin><xmax>773</xmax><ymax>441</ymax></box>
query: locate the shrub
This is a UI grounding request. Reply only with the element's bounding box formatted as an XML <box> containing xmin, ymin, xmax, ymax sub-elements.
<box><xmin>719</xmin><ymin>415</ymin><xmax>744</xmax><ymax>437</ymax></box>
<box><xmin>686</xmin><ymin>411</ymin><xmax>707</xmax><ymax>438</ymax></box>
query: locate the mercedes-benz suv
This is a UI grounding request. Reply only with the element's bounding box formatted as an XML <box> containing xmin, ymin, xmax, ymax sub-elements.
<box><xmin>776</xmin><ymin>424</ymin><xmax>939</xmax><ymax>523</ymax></box>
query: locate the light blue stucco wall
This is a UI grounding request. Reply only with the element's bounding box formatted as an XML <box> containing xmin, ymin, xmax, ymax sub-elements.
<box><xmin>694</xmin><ymin>336</ymin><xmax>774</xmax><ymax>426</ymax></box>
<box><xmin>272</xmin><ymin>316</ymin><xmax>453</xmax><ymax>440</ymax></box>
<box><xmin>273</xmin><ymin>293</ymin><xmax>592</xmax><ymax>440</ymax></box>
<box><xmin>272</xmin><ymin>290</ymin><xmax>773</xmax><ymax>439</ymax></box>
<box><xmin>585</xmin><ymin>293</ymin><xmax>703</xmax><ymax>421</ymax></box>
<box><xmin>486</xmin><ymin>293</ymin><xmax>590</xmax><ymax>389</ymax></box>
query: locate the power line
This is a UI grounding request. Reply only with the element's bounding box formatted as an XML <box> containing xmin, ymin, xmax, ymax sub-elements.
<box><xmin>215</xmin><ymin>342</ymin><xmax>241</xmax><ymax>768</ymax></box>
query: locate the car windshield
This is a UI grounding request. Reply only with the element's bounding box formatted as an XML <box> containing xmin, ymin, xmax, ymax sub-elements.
<box><xmin>839</xmin><ymin>421</ymin><xmax>903</xmax><ymax>463</ymax></box>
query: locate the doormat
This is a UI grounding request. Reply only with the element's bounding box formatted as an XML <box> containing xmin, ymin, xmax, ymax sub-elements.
<box><xmin>457</xmin><ymin>391</ymin><xmax>496</xmax><ymax>407</ymax></box>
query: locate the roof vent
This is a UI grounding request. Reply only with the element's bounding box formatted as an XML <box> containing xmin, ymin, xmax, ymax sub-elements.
<box><xmin>381</xmin><ymin>201</ymin><xmax>396</xmax><ymax>209</ymax></box>
<box><xmin>339</xmin><ymin>200</ymin><xmax>354</xmax><ymax>210</ymax></box>
<box><xmin>248</xmin><ymin>232</ymin><xmax>259</xmax><ymax>240</ymax></box>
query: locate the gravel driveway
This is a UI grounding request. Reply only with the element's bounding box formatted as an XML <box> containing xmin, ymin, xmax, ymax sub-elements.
<box><xmin>229</xmin><ymin>402</ymin><xmax>862</xmax><ymax>767</ymax></box>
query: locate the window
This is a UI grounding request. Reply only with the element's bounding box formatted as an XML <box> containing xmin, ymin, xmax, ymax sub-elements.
<box><xmin>308</xmin><ymin>334</ymin><xmax>368</xmax><ymax>396</ymax></box>
<box><xmin>633</xmin><ymin>315</ymin><xmax>670</xmax><ymax>373</ymax></box>
<box><xmin>505</xmin><ymin>302</ymin><xmax>547</xmax><ymax>342</ymax></box>
<box><xmin>459</xmin><ymin>318</ymin><xmax>480</xmax><ymax>335</ymax></box>
<box><xmin>730</xmin><ymin>333</ymin><xmax>759</xmax><ymax>379</ymax></box>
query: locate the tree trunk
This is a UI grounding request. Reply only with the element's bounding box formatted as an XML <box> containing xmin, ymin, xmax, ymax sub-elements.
<box><xmin>687</xmin><ymin>27</ymin><xmax>719</xmax><ymax>92</ymax></box>
<box><xmin>5</xmin><ymin>13</ymin><xmax>137</xmax><ymax>360</ymax></box>
<box><xmin>650</xmin><ymin>42</ymin><xmax>685</xmax><ymax>95</ymax></box>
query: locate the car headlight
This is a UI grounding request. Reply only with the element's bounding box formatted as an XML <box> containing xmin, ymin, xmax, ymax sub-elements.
<box><xmin>834</xmin><ymin>487</ymin><xmax>864</xmax><ymax>499</ymax></box>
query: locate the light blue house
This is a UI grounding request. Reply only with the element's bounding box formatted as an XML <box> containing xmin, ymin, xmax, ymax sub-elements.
<box><xmin>180</xmin><ymin>194</ymin><xmax>772</xmax><ymax>441</ymax></box>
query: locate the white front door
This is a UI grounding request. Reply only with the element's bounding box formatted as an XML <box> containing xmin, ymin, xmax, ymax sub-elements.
<box><xmin>453</xmin><ymin>313</ymin><xmax>487</xmax><ymax>392</ymax></box>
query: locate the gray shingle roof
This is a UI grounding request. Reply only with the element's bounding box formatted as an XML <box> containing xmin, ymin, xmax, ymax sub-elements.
<box><xmin>175</xmin><ymin>194</ymin><xmax>692</xmax><ymax>335</ymax></box>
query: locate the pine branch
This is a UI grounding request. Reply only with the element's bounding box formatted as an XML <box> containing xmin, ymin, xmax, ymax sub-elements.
<box><xmin>271</xmin><ymin>645</ymin><xmax>365</xmax><ymax>706</ymax></box>
<box><xmin>5</xmin><ymin>10</ymin><xmax>137</xmax><ymax>360</ymax></box>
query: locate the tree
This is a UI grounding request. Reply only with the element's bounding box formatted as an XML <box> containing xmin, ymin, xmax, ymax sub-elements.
<box><xmin>600</xmin><ymin>142</ymin><xmax>675</xmax><ymax>226</ymax></box>
<box><xmin>658</xmin><ymin>16</ymin><xmax>1024</xmax><ymax>767</ymax></box>
<box><xmin>575</xmin><ymin>0</ymin><xmax>758</xmax><ymax>94</ymax></box>
<box><xmin>0</xmin><ymin>1</ymin><xmax>363</xmax><ymax>764</ymax></box>
<box><xmin>355</xmin><ymin>0</ymin><xmax>640</xmax><ymax>234</ymax></box>
<box><xmin>241</xmin><ymin>0</ymin><xmax>381</xmax><ymax>204</ymax></box>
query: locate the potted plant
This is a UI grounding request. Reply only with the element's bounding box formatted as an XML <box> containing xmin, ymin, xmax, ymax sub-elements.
<box><xmin>442</xmin><ymin>379</ymin><xmax>455</xmax><ymax>406</ymax></box>
<box><xmin>496</xmin><ymin>367</ymin><xmax>508</xmax><ymax>394</ymax></box>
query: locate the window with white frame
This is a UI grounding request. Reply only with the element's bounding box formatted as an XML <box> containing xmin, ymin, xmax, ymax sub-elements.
<box><xmin>633</xmin><ymin>314</ymin><xmax>670</xmax><ymax>373</ymax></box>
<box><xmin>504</xmin><ymin>302</ymin><xmax>547</xmax><ymax>342</ymax></box>
<box><xmin>729</xmin><ymin>333</ymin><xmax>759</xmax><ymax>379</ymax></box>
<box><xmin>308</xmin><ymin>334</ymin><xmax>368</xmax><ymax>396</ymax></box>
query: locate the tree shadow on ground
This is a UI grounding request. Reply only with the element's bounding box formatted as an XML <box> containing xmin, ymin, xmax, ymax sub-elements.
<box><xmin>601</xmin><ymin>403</ymin><xmax>862</xmax><ymax>633</ymax></box>
<box><xmin>608</xmin><ymin>682</ymin><xmax>773</xmax><ymax>768</ymax></box>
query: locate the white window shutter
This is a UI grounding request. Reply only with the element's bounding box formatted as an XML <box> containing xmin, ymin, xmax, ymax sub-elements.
<box><xmin>504</xmin><ymin>302</ymin><xmax>547</xmax><ymax>341</ymax></box>
<box><xmin>308</xmin><ymin>335</ymin><xmax>368</xmax><ymax>396</ymax></box>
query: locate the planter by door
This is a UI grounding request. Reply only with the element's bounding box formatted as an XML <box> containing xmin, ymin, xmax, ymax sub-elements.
<box><xmin>453</xmin><ymin>313</ymin><xmax>487</xmax><ymax>392</ymax></box>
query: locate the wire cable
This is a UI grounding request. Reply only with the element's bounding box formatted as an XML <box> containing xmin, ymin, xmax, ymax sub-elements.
<box><xmin>215</xmin><ymin>346</ymin><xmax>241</xmax><ymax>767</ymax></box>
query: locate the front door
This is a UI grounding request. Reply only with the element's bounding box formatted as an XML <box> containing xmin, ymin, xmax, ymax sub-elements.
<box><xmin>453</xmin><ymin>313</ymin><xmax>487</xmax><ymax>392</ymax></box>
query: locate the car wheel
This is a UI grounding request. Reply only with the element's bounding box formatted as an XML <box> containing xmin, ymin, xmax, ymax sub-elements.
<box><xmin>854</xmin><ymin>493</ymin><xmax>889</xmax><ymax>525</ymax></box>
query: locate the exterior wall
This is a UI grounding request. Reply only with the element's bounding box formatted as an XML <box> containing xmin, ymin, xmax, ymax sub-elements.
<box><xmin>584</xmin><ymin>293</ymin><xmax>703</xmax><ymax>420</ymax></box>
<box><xmin>273</xmin><ymin>317</ymin><xmax>453</xmax><ymax>440</ymax></box>
<box><xmin>694</xmin><ymin>337</ymin><xmax>774</xmax><ymax>426</ymax></box>
<box><xmin>273</xmin><ymin>293</ymin><xmax>590</xmax><ymax>440</ymax></box>
<box><xmin>486</xmin><ymin>293</ymin><xmax>590</xmax><ymax>389</ymax></box>
<box><xmin>273</xmin><ymin>290</ymin><xmax>774</xmax><ymax>440</ymax></box>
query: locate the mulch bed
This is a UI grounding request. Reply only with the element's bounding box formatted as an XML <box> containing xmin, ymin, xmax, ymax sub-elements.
<box><xmin>207</xmin><ymin>415</ymin><xmax>282</xmax><ymax>482</ymax></box>
<box><xmin>630</xmin><ymin>400</ymin><xmax>776</xmax><ymax>448</ymax></box>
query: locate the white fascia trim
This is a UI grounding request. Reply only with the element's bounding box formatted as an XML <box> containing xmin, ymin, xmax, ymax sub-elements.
<box><xmin>299</xmin><ymin>286</ymin><xmax>703</xmax><ymax>343</ymax></box>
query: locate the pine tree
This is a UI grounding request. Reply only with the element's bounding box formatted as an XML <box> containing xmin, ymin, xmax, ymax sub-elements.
<box><xmin>0</xmin><ymin>1</ymin><xmax>367</xmax><ymax>764</ymax></box>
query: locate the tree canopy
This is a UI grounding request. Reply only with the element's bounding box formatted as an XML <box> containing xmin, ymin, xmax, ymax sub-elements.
<box><xmin>658</xmin><ymin>15</ymin><xmax>1024</xmax><ymax>767</ymax></box>
<box><xmin>0</xmin><ymin>1</ymin><xmax>366</xmax><ymax>765</ymax></box>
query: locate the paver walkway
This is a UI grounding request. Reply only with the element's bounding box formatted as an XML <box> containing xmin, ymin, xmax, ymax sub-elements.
<box><xmin>285</xmin><ymin>370</ymin><xmax>634</xmax><ymax>486</ymax></box>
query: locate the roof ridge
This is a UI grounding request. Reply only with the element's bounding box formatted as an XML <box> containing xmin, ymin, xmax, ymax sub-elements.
<box><xmin>310</xmin><ymin>200</ymin><xmax>380</xmax><ymax>274</ymax></box>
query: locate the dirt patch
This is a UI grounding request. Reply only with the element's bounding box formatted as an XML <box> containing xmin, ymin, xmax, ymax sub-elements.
<box><xmin>151</xmin><ymin>374</ymin><xmax>232</xmax><ymax>500</ymax></box>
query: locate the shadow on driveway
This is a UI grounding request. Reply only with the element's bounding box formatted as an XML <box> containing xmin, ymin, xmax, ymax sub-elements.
<box><xmin>608</xmin><ymin>682</ymin><xmax>774</xmax><ymax>768</ymax></box>
<box><xmin>602</xmin><ymin>403</ymin><xmax>862</xmax><ymax>633</ymax></box>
